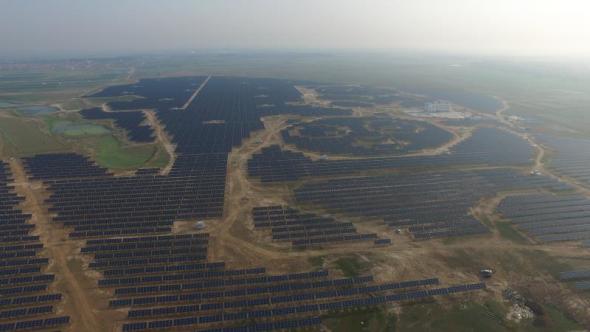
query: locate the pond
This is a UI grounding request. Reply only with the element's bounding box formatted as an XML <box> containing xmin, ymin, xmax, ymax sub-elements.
<box><xmin>51</xmin><ymin>120</ymin><xmax>110</xmax><ymax>137</ymax></box>
<box><xmin>19</xmin><ymin>105</ymin><xmax>58</xmax><ymax>116</ymax></box>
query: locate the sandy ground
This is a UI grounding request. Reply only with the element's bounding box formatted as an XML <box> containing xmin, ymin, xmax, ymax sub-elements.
<box><xmin>294</xmin><ymin>86</ymin><xmax>332</xmax><ymax>108</ymax></box>
<box><xmin>143</xmin><ymin>110</ymin><xmax>176</xmax><ymax>175</ymax></box>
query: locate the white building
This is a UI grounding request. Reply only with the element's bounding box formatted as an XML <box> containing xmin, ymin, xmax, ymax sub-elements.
<box><xmin>424</xmin><ymin>101</ymin><xmax>452</xmax><ymax>113</ymax></box>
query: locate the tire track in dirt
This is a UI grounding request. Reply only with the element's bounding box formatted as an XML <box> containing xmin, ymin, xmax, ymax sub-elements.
<box><xmin>144</xmin><ymin>110</ymin><xmax>177</xmax><ymax>175</ymax></box>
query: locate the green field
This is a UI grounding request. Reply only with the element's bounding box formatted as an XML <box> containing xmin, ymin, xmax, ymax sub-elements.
<box><xmin>49</xmin><ymin>119</ymin><xmax>110</xmax><ymax>137</ymax></box>
<box><xmin>0</xmin><ymin>115</ymin><xmax>69</xmax><ymax>157</ymax></box>
<box><xmin>323</xmin><ymin>307</ymin><xmax>396</xmax><ymax>332</ymax></box>
<box><xmin>396</xmin><ymin>300</ymin><xmax>581</xmax><ymax>332</ymax></box>
<box><xmin>495</xmin><ymin>221</ymin><xmax>530</xmax><ymax>244</ymax></box>
<box><xmin>93</xmin><ymin>136</ymin><xmax>168</xmax><ymax>170</ymax></box>
<box><xmin>0</xmin><ymin>111</ymin><xmax>168</xmax><ymax>171</ymax></box>
<box><xmin>334</xmin><ymin>255</ymin><xmax>372</xmax><ymax>278</ymax></box>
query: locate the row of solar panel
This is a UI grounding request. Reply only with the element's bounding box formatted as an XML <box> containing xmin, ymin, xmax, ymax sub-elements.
<box><xmin>70</xmin><ymin>227</ymin><xmax>172</xmax><ymax>238</ymax></box>
<box><xmin>0</xmin><ymin>305</ymin><xmax>53</xmax><ymax>319</ymax></box>
<box><xmin>0</xmin><ymin>294</ymin><xmax>62</xmax><ymax>308</ymax></box>
<box><xmin>0</xmin><ymin>243</ymin><xmax>43</xmax><ymax>252</ymax></box>
<box><xmin>128</xmin><ymin>277</ymin><xmax>440</xmax><ymax>318</ymax></box>
<box><xmin>89</xmin><ymin>255</ymin><xmax>207</xmax><ymax>269</ymax></box>
<box><xmin>0</xmin><ymin>257</ymin><xmax>47</xmax><ymax>268</ymax></box>
<box><xmin>101</xmin><ymin>268</ymin><xmax>269</xmax><ymax>287</ymax></box>
<box><xmin>0</xmin><ymin>274</ymin><xmax>54</xmax><ymax>287</ymax></box>
<box><xmin>0</xmin><ymin>316</ymin><xmax>69</xmax><ymax>331</ymax></box>
<box><xmin>292</xmin><ymin>233</ymin><xmax>378</xmax><ymax>247</ymax></box>
<box><xmin>83</xmin><ymin>239</ymin><xmax>209</xmax><ymax>253</ymax></box>
<box><xmin>93</xmin><ymin>246</ymin><xmax>207</xmax><ymax>260</ymax></box>
<box><xmin>103</xmin><ymin>262</ymin><xmax>225</xmax><ymax>277</ymax></box>
<box><xmin>114</xmin><ymin>271</ymin><xmax>329</xmax><ymax>296</ymax></box>
<box><xmin>87</xmin><ymin>233</ymin><xmax>209</xmax><ymax>246</ymax></box>
<box><xmin>122</xmin><ymin>283</ymin><xmax>485</xmax><ymax>331</ymax></box>
<box><xmin>110</xmin><ymin>276</ymin><xmax>375</xmax><ymax>308</ymax></box>
<box><xmin>128</xmin><ymin>316</ymin><xmax>322</xmax><ymax>332</ymax></box>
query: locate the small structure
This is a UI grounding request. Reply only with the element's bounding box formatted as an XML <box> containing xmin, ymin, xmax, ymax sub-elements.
<box><xmin>374</xmin><ymin>238</ymin><xmax>392</xmax><ymax>246</ymax></box>
<box><xmin>424</xmin><ymin>100</ymin><xmax>452</xmax><ymax>113</ymax></box>
<box><xmin>530</xmin><ymin>169</ymin><xmax>542</xmax><ymax>176</ymax></box>
<box><xmin>319</xmin><ymin>154</ymin><xmax>329</xmax><ymax>161</ymax></box>
<box><xmin>195</xmin><ymin>221</ymin><xmax>206</xmax><ymax>230</ymax></box>
<box><xmin>480</xmin><ymin>268</ymin><xmax>494</xmax><ymax>278</ymax></box>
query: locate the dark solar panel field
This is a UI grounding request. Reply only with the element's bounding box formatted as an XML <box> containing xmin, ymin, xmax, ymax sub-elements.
<box><xmin>498</xmin><ymin>194</ymin><xmax>590</xmax><ymax>243</ymax></box>
<box><xmin>249</xmin><ymin>127</ymin><xmax>535</xmax><ymax>182</ymax></box>
<box><xmin>0</xmin><ymin>162</ymin><xmax>70</xmax><ymax>331</ymax></box>
<box><xmin>295</xmin><ymin>170</ymin><xmax>568</xmax><ymax>240</ymax></box>
<box><xmin>538</xmin><ymin>134</ymin><xmax>590</xmax><ymax>187</ymax></box>
<box><xmin>281</xmin><ymin>116</ymin><xmax>453</xmax><ymax>156</ymax></box>
<box><xmin>89</xmin><ymin>76</ymin><xmax>208</xmax><ymax>111</ymax></box>
<box><xmin>251</xmin><ymin>206</ymin><xmax>383</xmax><ymax>248</ymax></box>
<box><xmin>90</xmin><ymin>232</ymin><xmax>482</xmax><ymax>331</ymax></box>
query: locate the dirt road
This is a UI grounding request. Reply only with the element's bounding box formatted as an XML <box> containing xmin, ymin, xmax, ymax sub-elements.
<box><xmin>182</xmin><ymin>75</ymin><xmax>211</xmax><ymax>110</ymax></box>
<box><xmin>144</xmin><ymin>110</ymin><xmax>176</xmax><ymax>175</ymax></box>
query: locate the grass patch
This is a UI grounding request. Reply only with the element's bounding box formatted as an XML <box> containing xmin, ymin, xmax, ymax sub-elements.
<box><xmin>440</xmin><ymin>248</ymin><xmax>482</xmax><ymax>271</ymax></box>
<box><xmin>396</xmin><ymin>299</ymin><xmax>582</xmax><ymax>332</ymax></box>
<box><xmin>524</xmin><ymin>304</ymin><xmax>583</xmax><ymax>332</ymax></box>
<box><xmin>323</xmin><ymin>307</ymin><xmax>396</xmax><ymax>332</ymax></box>
<box><xmin>517</xmin><ymin>250</ymin><xmax>573</xmax><ymax>279</ymax></box>
<box><xmin>143</xmin><ymin>144</ymin><xmax>170</xmax><ymax>169</ymax></box>
<box><xmin>46</xmin><ymin>117</ymin><xmax>110</xmax><ymax>137</ymax></box>
<box><xmin>308</xmin><ymin>256</ymin><xmax>325</xmax><ymax>270</ymax></box>
<box><xmin>398</xmin><ymin>301</ymin><xmax>509</xmax><ymax>332</ymax></box>
<box><xmin>496</xmin><ymin>221</ymin><xmax>529</xmax><ymax>244</ymax></box>
<box><xmin>94</xmin><ymin>136</ymin><xmax>159</xmax><ymax>170</ymax></box>
<box><xmin>334</xmin><ymin>255</ymin><xmax>371</xmax><ymax>278</ymax></box>
<box><xmin>441</xmin><ymin>233</ymin><xmax>489</xmax><ymax>246</ymax></box>
<box><xmin>0</xmin><ymin>115</ymin><xmax>69</xmax><ymax>157</ymax></box>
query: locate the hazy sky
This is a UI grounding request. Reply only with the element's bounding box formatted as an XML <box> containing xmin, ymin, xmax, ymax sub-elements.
<box><xmin>2</xmin><ymin>0</ymin><xmax>589</xmax><ymax>58</ymax></box>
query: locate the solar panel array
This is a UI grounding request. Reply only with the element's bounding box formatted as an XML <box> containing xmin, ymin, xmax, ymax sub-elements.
<box><xmin>156</xmin><ymin>77</ymin><xmax>351</xmax><ymax>156</ymax></box>
<box><xmin>559</xmin><ymin>269</ymin><xmax>590</xmax><ymax>291</ymax></box>
<box><xmin>249</xmin><ymin>127</ymin><xmax>535</xmax><ymax>182</ymax></box>
<box><xmin>22</xmin><ymin>153</ymin><xmax>110</xmax><ymax>180</ymax></box>
<box><xmin>295</xmin><ymin>170</ymin><xmax>569</xmax><ymax>240</ymax></box>
<box><xmin>80</xmin><ymin>107</ymin><xmax>154</xmax><ymax>143</ymax></box>
<box><xmin>559</xmin><ymin>269</ymin><xmax>590</xmax><ymax>281</ymax></box>
<box><xmin>73</xmin><ymin>227</ymin><xmax>486</xmax><ymax>331</ymax></box>
<box><xmin>89</xmin><ymin>76</ymin><xmax>209</xmax><ymax>111</ymax></box>
<box><xmin>251</xmin><ymin>206</ymin><xmax>382</xmax><ymax>249</ymax></box>
<box><xmin>22</xmin><ymin>153</ymin><xmax>226</xmax><ymax>239</ymax></box>
<box><xmin>0</xmin><ymin>161</ymin><xmax>70</xmax><ymax>331</ymax></box>
<box><xmin>537</xmin><ymin>134</ymin><xmax>590</xmax><ymax>187</ymax></box>
<box><xmin>16</xmin><ymin>77</ymin><xmax>492</xmax><ymax>330</ymax></box>
<box><xmin>23</xmin><ymin>77</ymin><xmax>353</xmax><ymax>243</ymax></box>
<box><xmin>281</xmin><ymin>116</ymin><xmax>453</xmax><ymax>156</ymax></box>
<box><xmin>497</xmin><ymin>194</ymin><xmax>590</xmax><ymax>243</ymax></box>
